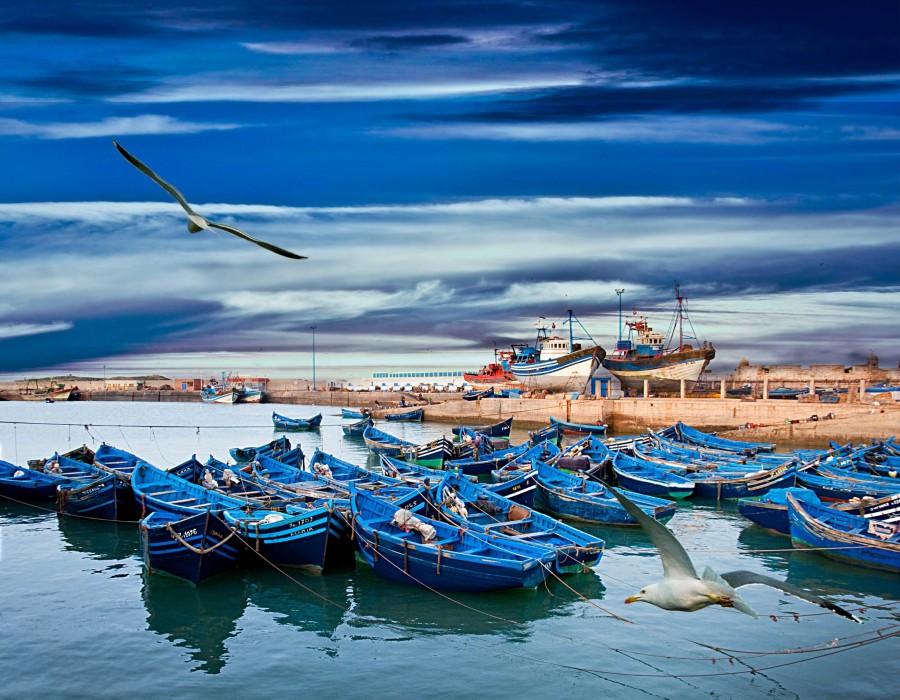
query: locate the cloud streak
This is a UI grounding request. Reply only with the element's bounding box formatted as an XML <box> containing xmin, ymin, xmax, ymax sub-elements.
<box><xmin>0</xmin><ymin>115</ymin><xmax>243</xmax><ymax>139</ymax></box>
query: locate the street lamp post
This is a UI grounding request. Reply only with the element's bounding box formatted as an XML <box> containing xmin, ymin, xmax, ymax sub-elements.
<box><xmin>310</xmin><ymin>325</ymin><xmax>317</xmax><ymax>391</ymax></box>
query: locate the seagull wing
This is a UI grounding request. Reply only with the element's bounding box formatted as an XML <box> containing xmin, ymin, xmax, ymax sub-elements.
<box><xmin>609</xmin><ymin>486</ymin><xmax>698</xmax><ymax>580</ymax></box>
<box><xmin>113</xmin><ymin>140</ymin><xmax>198</xmax><ymax>216</ymax></box>
<box><xmin>720</xmin><ymin>570</ymin><xmax>859</xmax><ymax>621</ymax></box>
<box><xmin>206</xmin><ymin>221</ymin><xmax>307</xmax><ymax>260</ymax></box>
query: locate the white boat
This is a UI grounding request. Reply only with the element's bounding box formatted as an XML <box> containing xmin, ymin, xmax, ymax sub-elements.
<box><xmin>509</xmin><ymin>312</ymin><xmax>605</xmax><ymax>392</ymax></box>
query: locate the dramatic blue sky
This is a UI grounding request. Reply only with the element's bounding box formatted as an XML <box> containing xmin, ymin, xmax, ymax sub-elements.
<box><xmin>1</xmin><ymin>1</ymin><xmax>898</xmax><ymax>380</ymax></box>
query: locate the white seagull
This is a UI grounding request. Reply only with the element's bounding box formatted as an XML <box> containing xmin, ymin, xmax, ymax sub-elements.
<box><xmin>609</xmin><ymin>486</ymin><xmax>857</xmax><ymax>621</ymax></box>
<box><xmin>113</xmin><ymin>140</ymin><xmax>306</xmax><ymax>260</ymax></box>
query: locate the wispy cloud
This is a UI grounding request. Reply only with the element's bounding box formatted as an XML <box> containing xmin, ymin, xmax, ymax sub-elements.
<box><xmin>0</xmin><ymin>321</ymin><xmax>72</xmax><ymax>339</ymax></box>
<box><xmin>0</xmin><ymin>114</ymin><xmax>243</xmax><ymax>139</ymax></box>
<box><xmin>110</xmin><ymin>78</ymin><xmax>585</xmax><ymax>103</ymax></box>
<box><xmin>384</xmin><ymin>116</ymin><xmax>797</xmax><ymax>144</ymax></box>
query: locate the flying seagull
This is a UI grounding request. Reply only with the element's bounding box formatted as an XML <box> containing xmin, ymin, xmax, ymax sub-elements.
<box><xmin>608</xmin><ymin>486</ymin><xmax>858</xmax><ymax>621</ymax></box>
<box><xmin>113</xmin><ymin>140</ymin><xmax>306</xmax><ymax>260</ymax></box>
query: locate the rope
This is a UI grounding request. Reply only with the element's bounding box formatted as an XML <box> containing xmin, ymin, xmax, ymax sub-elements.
<box><xmin>164</xmin><ymin>520</ymin><xmax>239</xmax><ymax>554</ymax></box>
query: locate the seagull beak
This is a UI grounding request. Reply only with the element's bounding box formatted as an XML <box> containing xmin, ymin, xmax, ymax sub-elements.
<box><xmin>624</xmin><ymin>595</ymin><xmax>642</xmax><ymax>604</ymax></box>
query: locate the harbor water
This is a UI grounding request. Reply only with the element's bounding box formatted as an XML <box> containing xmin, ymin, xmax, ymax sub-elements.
<box><xmin>0</xmin><ymin>401</ymin><xmax>897</xmax><ymax>699</ymax></box>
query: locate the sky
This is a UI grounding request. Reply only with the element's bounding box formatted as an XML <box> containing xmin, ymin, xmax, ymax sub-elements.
<box><xmin>0</xmin><ymin>1</ymin><xmax>898</xmax><ymax>381</ymax></box>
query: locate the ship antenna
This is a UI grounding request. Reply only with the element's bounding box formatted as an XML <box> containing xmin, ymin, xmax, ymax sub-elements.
<box><xmin>615</xmin><ymin>288</ymin><xmax>625</xmax><ymax>343</ymax></box>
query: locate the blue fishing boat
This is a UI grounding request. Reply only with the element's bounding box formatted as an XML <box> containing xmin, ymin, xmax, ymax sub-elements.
<box><xmin>683</xmin><ymin>461</ymin><xmax>796</xmax><ymax>500</ymax></box>
<box><xmin>671</xmin><ymin>422</ymin><xmax>775</xmax><ymax>455</ymax></box>
<box><xmin>451</xmin><ymin>416</ymin><xmax>513</xmax><ymax>438</ymax></box>
<box><xmin>384</xmin><ymin>407</ymin><xmax>424</xmax><ymax>422</ymax></box>
<box><xmin>341</xmin><ymin>415</ymin><xmax>374</xmax><ymax>436</ymax></box>
<box><xmin>272</xmin><ymin>411</ymin><xmax>323</xmax><ymax>431</ymax></box>
<box><xmin>140</xmin><ymin>510</ymin><xmax>244</xmax><ymax>585</ymax></box>
<box><xmin>737</xmin><ymin>487</ymin><xmax>825</xmax><ymax>535</ymax></box>
<box><xmin>132</xmin><ymin>461</ymin><xmax>250</xmax><ymax>517</ymax></box>
<box><xmin>787</xmin><ymin>492</ymin><xmax>900</xmax><ymax>573</ymax></box>
<box><xmin>221</xmin><ymin>502</ymin><xmax>354</xmax><ymax>571</ymax></box>
<box><xmin>533</xmin><ymin>459</ymin><xmax>677</xmax><ymax>525</ymax></box>
<box><xmin>528</xmin><ymin>424</ymin><xmax>562</xmax><ymax>446</ymax></box>
<box><xmin>376</xmin><ymin>453</ymin><xmax>538</xmax><ymax>507</ymax></box>
<box><xmin>434</xmin><ymin>472</ymin><xmax>604</xmax><ymax>574</ymax></box>
<box><xmin>463</xmin><ymin>387</ymin><xmax>494</xmax><ymax>400</ymax></box>
<box><xmin>94</xmin><ymin>442</ymin><xmax>144</xmax><ymax>476</ymax></box>
<box><xmin>362</xmin><ymin>425</ymin><xmax>417</xmax><ymax>458</ymax></box>
<box><xmin>0</xmin><ymin>458</ymin><xmax>80</xmax><ymax>501</ymax></box>
<box><xmin>740</xmin><ymin>488</ymin><xmax>899</xmax><ymax>536</ymax></box>
<box><xmin>795</xmin><ymin>469</ymin><xmax>899</xmax><ymax>501</ymax></box>
<box><xmin>611</xmin><ymin>452</ymin><xmax>695</xmax><ymax>499</ymax></box>
<box><xmin>351</xmin><ymin>488</ymin><xmax>555</xmax><ymax>591</ymax></box>
<box><xmin>768</xmin><ymin>387</ymin><xmax>810</xmax><ymax>399</ymax></box>
<box><xmin>341</xmin><ymin>408</ymin><xmax>370</xmax><ymax>419</ymax></box>
<box><xmin>549</xmin><ymin>415</ymin><xmax>607</xmax><ymax>436</ymax></box>
<box><xmin>132</xmin><ymin>460</ymin><xmax>356</xmax><ymax>571</ymax></box>
<box><xmin>56</xmin><ymin>452</ymin><xmax>143</xmax><ymax>520</ymax></box>
<box><xmin>229</xmin><ymin>436</ymin><xmax>293</xmax><ymax>464</ymax></box>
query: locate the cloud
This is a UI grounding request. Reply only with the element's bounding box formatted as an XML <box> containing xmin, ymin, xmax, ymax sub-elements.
<box><xmin>0</xmin><ymin>114</ymin><xmax>243</xmax><ymax>139</ymax></box>
<box><xmin>110</xmin><ymin>77</ymin><xmax>586</xmax><ymax>104</ymax></box>
<box><xmin>0</xmin><ymin>321</ymin><xmax>72</xmax><ymax>340</ymax></box>
<box><xmin>385</xmin><ymin>116</ymin><xmax>796</xmax><ymax>144</ymax></box>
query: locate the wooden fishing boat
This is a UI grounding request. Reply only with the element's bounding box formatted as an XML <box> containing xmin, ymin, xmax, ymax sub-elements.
<box><xmin>601</xmin><ymin>285</ymin><xmax>714</xmax><ymax>392</ymax></box>
<box><xmin>768</xmin><ymin>387</ymin><xmax>810</xmax><ymax>399</ymax></box>
<box><xmin>384</xmin><ymin>407</ymin><xmax>424</xmax><ymax>422</ymax></box>
<box><xmin>140</xmin><ymin>510</ymin><xmax>244</xmax><ymax>585</ymax></box>
<box><xmin>229</xmin><ymin>436</ymin><xmax>292</xmax><ymax>464</ymax></box>
<box><xmin>463</xmin><ymin>387</ymin><xmax>494</xmax><ymax>401</ymax></box>
<box><xmin>434</xmin><ymin>472</ymin><xmax>604</xmax><ymax>574</ymax></box>
<box><xmin>407</xmin><ymin>437</ymin><xmax>454</xmax><ymax>468</ymax></box>
<box><xmin>739</xmin><ymin>489</ymin><xmax>899</xmax><ymax>536</ymax></box>
<box><xmin>451</xmin><ymin>416</ymin><xmax>514</xmax><ymax>438</ymax></box>
<box><xmin>787</xmin><ymin>492</ymin><xmax>900</xmax><ymax>573</ymax></box>
<box><xmin>341</xmin><ymin>415</ymin><xmax>374</xmax><ymax>436</ymax></box>
<box><xmin>533</xmin><ymin>459</ymin><xmax>677</xmax><ymax>525</ymax></box>
<box><xmin>549</xmin><ymin>415</ymin><xmax>607</xmax><ymax>435</ymax></box>
<box><xmin>738</xmin><ymin>487</ymin><xmax>826</xmax><ymax>535</ymax></box>
<box><xmin>272</xmin><ymin>411</ymin><xmax>323</xmax><ymax>431</ymax></box>
<box><xmin>671</xmin><ymin>422</ymin><xmax>775</xmax><ymax>455</ymax></box>
<box><xmin>351</xmin><ymin>488</ymin><xmax>555</xmax><ymax>591</ymax></box>
<box><xmin>56</xmin><ymin>452</ymin><xmax>144</xmax><ymax>520</ymax></box>
<box><xmin>0</xmin><ymin>458</ymin><xmax>84</xmax><ymax>501</ymax></box>
<box><xmin>362</xmin><ymin>425</ymin><xmax>417</xmax><ymax>457</ymax></box>
<box><xmin>132</xmin><ymin>460</ymin><xmax>356</xmax><ymax>571</ymax></box>
<box><xmin>341</xmin><ymin>408</ymin><xmax>370</xmax><ymax>419</ymax></box>
<box><xmin>795</xmin><ymin>469</ymin><xmax>898</xmax><ymax>502</ymax></box>
<box><xmin>611</xmin><ymin>451</ymin><xmax>695</xmax><ymax>499</ymax></box>
<box><xmin>528</xmin><ymin>424</ymin><xmax>562</xmax><ymax>446</ymax></box>
<box><xmin>93</xmin><ymin>443</ymin><xmax>144</xmax><ymax>477</ymax></box>
<box><xmin>200</xmin><ymin>383</ymin><xmax>239</xmax><ymax>403</ymax></box>
<box><xmin>683</xmin><ymin>462</ymin><xmax>796</xmax><ymax>500</ymax></box>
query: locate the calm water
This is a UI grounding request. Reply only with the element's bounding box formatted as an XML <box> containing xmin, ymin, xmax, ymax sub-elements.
<box><xmin>1</xmin><ymin>401</ymin><xmax>897</xmax><ymax>700</ymax></box>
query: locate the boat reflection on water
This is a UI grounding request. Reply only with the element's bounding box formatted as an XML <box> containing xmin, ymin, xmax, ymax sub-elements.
<box><xmin>347</xmin><ymin>565</ymin><xmax>606</xmax><ymax>639</ymax></box>
<box><xmin>787</xmin><ymin>549</ymin><xmax>900</xmax><ymax>606</ymax></box>
<box><xmin>57</xmin><ymin>515</ymin><xmax>140</xmax><ymax>561</ymax></box>
<box><xmin>142</xmin><ymin>574</ymin><xmax>249</xmax><ymax>675</ymax></box>
<box><xmin>245</xmin><ymin>567</ymin><xmax>351</xmax><ymax>640</ymax></box>
<box><xmin>738</xmin><ymin>519</ymin><xmax>900</xmax><ymax>614</ymax></box>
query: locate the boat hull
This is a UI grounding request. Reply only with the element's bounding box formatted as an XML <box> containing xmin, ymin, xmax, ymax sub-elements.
<box><xmin>788</xmin><ymin>495</ymin><xmax>900</xmax><ymax>573</ymax></box>
<box><xmin>141</xmin><ymin>511</ymin><xmax>243</xmax><ymax>585</ymax></box>
<box><xmin>511</xmin><ymin>348</ymin><xmax>602</xmax><ymax>391</ymax></box>
<box><xmin>602</xmin><ymin>348</ymin><xmax>714</xmax><ymax>391</ymax></box>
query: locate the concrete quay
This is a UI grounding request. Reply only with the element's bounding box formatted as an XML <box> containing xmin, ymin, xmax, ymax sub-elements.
<box><xmin>2</xmin><ymin>383</ymin><xmax>897</xmax><ymax>444</ymax></box>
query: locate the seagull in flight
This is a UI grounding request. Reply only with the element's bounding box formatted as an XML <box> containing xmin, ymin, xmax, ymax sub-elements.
<box><xmin>609</xmin><ymin>486</ymin><xmax>858</xmax><ymax>621</ymax></box>
<box><xmin>113</xmin><ymin>140</ymin><xmax>306</xmax><ymax>260</ymax></box>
